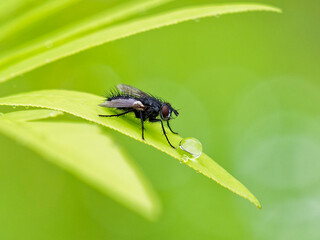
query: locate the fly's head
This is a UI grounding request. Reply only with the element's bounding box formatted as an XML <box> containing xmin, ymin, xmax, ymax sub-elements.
<box><xmin>160</xmin><ymin>103</ymin><xmax>179</xmax><ymax>121</ymax></box>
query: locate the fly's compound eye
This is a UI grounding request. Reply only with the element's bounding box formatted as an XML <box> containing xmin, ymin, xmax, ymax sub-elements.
<box><xmin>161</xmin><ymin>104</ymin><xmax>171</xmax><ymax>120</ymax></box>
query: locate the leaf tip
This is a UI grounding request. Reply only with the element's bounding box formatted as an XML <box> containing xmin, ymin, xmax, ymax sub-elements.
<box><xmin>134</xmin><ymin>193</ymin><xmax>162</xmax><ymax>221</ymax></box>
<box><xmin>260</xmin><ymin>4</ymin><xmax>282</xmax><ymax>14</ymax></box>
<box><xmin>272</xmin><ymin>7</ymin><xmax>283</xmax><ymax>14</ymax></box>
<box><xmin>250</xmin><ymin>196</ymin><xmax>262</xmax><ymax>209</ymax></box>
<box><xmin>255</xmin><ymin>200</ymin><xmax>262</xmax><ymax>209</ymax></box>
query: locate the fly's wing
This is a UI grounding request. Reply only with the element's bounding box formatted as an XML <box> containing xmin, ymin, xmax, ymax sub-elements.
<box><xmin>99</xmin><ymin>98</ymin><xmax>145</xmax><ymax>110</ymax></box>
<box><xmin>117</xmin><ymin>84</ymin><xmax>149</xmax><ymax>97</ymax></box>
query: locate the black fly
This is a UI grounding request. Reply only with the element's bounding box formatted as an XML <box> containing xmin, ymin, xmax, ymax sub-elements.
<box><xmin>98</xmin><ymin>84</ymin><xmax>179</xmax><ymax>149</ymax></box>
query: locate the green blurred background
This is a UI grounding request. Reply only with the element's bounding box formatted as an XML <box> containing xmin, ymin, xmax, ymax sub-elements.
<box><xmin>0</xmin><ymin>0</ymin><xmax>319</xmax><ymax>239</ymax></box>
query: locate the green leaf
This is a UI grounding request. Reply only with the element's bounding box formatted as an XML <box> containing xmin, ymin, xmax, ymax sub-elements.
<box><xmin>0</xmin><ymin>110</ymin><xmax>160</xmax><ymax>219</ymax></box>
<box><xmin>0</xmin><ymin>90</ymin><xmax>262</xmax><ymax>208</ymax></box>
<box><xmin>0</xmin><ymin>0</ymin><xmax>33</xmax><ymax>23</ymax></box>
<box><xmin>0</xmin><ymin>3</ymin><xmax>281</xmax><ymax>82</ymax></box>
<box><xmin>2</xmin><ymin>109</ymin><xmax>63</xmax><ymax>121</ymax></box>
<box><xmin>0</xmin><ymin>0</ymin><xmax>78</xmax><ymax>41</ymax></box>
<box><xmin>0</xmin><ymin>0</ymin><xmax>173</xmax><ymax>67</ymax></box>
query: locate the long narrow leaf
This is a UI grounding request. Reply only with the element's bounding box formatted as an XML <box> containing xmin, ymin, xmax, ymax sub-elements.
<box><xmin>0</xmin><ymin>110</ymin><xmax>160</xmax><ymax>219</ymax></box>
<box><xmin>0</xmin><ymin>0</ymin><xmax>30</xmax><ymax>23</ymax></box>
<box><xmin>0</xmin><ymin>3</ymin><xmax>280</xmax><ymax>82</ymax></box>
<box><xmin>0</xmin><ymin>90</ymin><xmax>262</xmax><ymax>208</ymax></box>
<box><xmin>0</xmin><ymin>0</ymin><xmax>78</xmax><ymax>41</ymax></box>
<box><xmin>0</xmin><ymin>0</ymin><xmax>173</xmax><ymax>67</ymax></box>
<box><xmin>3</xmin><ymin>109</ymin><xmax>62</xmax><ymax>121</ymax></box>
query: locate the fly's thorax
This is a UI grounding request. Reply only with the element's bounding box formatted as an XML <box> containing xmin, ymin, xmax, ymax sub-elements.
<box><xmin>141</xmin><ymin>97</ymin><xmax>161</xmax><ymax>110</ymax></box>
<box><xmin>107</xmin><ymin>95</ymin><xmax>139</xmax><ymax>101</ymax></box>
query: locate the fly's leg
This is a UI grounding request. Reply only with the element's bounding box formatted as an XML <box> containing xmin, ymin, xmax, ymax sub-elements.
<box><xmin>167</xmin><ymin>121</ymin><xmax>178</xmax><ymax>134</ymax></box>
<box><xmin>99</xmin><ymin>109</ymin><xmax>133</xmax><ymax>117</ymax></box>
<box><xmin>150</xmin><ymin>118</ymin><xmax>175</xmax><ymax>149</ymax></box>
<box><xmin>139</xmin><ymin>111</ymin><xmax>145</xmax><ymax>140</ymax></box>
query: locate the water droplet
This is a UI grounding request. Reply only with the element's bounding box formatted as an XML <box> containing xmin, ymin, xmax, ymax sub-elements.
<box><xmin>45</xmin><ymin>58</ymin><xmax>51</xmax><ymax>63</ymax></box>
<box><xmin>49</xmin><ymin>112</ymin><xmax>55</xmax><ymax>117</ymax></box>
<box><xmin>194</xmin><ymin>18</ymin><xmax>200</xmax><ymax>22</ymax></box>
<box><xmin>12</xmin><ymin>105</ymin><xmax>16</xmax><ymax>109</ymax></box>
<box><xmin>139</xmin><ymin>7</ymin><xmax>146</xmax><ymax>15</ymax></box>
<box><xmin>25</xmin><ymin>106</ymin><xmax>29</xmax><ymax>109</ymax></box>
<box><xmin>45</xmin><ymin>40</ymin><xmax>53</xmax><ymax>48</ymax></box>
<box><xmin>178</xmin><ymin>137</ymin><xmax>202</xmax><ymax>163</ymax></box>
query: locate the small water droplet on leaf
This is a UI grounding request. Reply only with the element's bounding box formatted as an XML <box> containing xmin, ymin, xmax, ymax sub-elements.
<box><xmin>178</xmin><ymin>137</ymin><xmax>202</xmax><ymax>163</ymax></box>
<box><xmin>45</xmin><ymin>40</ymin><xmax>53</xmax><ymax>48</ymax></box>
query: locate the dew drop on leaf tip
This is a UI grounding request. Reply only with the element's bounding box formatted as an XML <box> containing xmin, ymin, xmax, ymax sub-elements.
<box><xmin>45</xmin><ymin>40</ymin><xmax>53</xmax><ymax>48</ymax></box>
<box><xmin>178</xmin><ymin>137</ymin><xmax>202</xmax><ymax>163</ymax></box>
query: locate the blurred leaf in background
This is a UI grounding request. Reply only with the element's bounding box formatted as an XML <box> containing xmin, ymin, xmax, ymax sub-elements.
<box><xmin>0</xmin><ymin>0</ymin><xmax>319</xmax><ymax>239</ymax></box>
<box><xmin>0</xmin><ymin>110</ymin><xmax>160</xmax><ymax>219</ymax></box>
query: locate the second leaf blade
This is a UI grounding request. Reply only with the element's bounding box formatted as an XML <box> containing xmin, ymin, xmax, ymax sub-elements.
<box><xmin>0</xmin><ymin>112</ymin><xmax>160</xmax><ymax>219</ymax></box>
<box><xmin>0</xmin><ymin>3</ymin><xmax>281</xmax><ymax>82</ymax></box>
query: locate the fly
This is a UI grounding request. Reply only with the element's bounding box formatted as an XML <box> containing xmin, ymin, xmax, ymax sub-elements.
<box><xmin>98</xmin><ymin>84</ymin><xmax>179</xmax><ymax>149</ymax></box>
